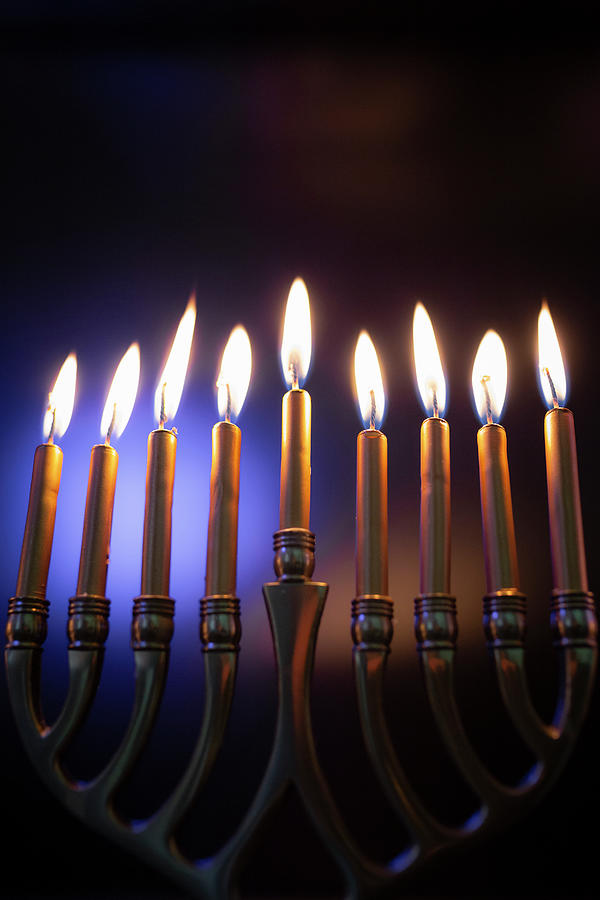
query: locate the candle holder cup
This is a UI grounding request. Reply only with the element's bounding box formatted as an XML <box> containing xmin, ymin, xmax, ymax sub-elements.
<box><xmin>4</xmin><ymin>526</ymin><xmax>598</xmax><ymax>899</ymax></box>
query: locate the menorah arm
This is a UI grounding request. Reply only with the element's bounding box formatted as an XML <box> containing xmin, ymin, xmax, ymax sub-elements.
<box><xmin>488</xmin><ymin>589</ymin><xmax>597</xmax><ymax>766</ymax></box>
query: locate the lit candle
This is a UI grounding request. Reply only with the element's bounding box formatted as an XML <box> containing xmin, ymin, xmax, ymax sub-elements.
<box><xmin>141</xmin><ymin>298</ymin><xmax>196</xmax><ymax>598</ymax></box>
<box><xmin>413</xmin><ymin>303</ymin><xmax>450</xmax><ymax>595</ymax></box>
<box><xmin>279</xmin><ymin>278</ymin><xmax>312</xmax><ymax>531</ymax></box>
<box><xmin>76</xmin><ymin>344</ymin><xmax>140</xmax><ymax>598</ymax></box>
<box><xmin>472</xmin><ymin>331</ymin><xmax>519</xmax><ymax>593</ymax></box>
<box><xmin>538</xmin><ymin>302</ymin><xmax>587</xmax><ymax>592</ymax></box>
<box><xmin>16</xmin><ymin>354</ymin><xmax>77</xmax><ymax>600</ymax></box>
<box><xmin>354</xmin><ymin>332</ymin><xmax>388</xmax><ymax>597</ymax></box>
<box><xmin>205</xmin><ymin>325</ymin><xmax>252</xmax><ymax>597</ymax></box>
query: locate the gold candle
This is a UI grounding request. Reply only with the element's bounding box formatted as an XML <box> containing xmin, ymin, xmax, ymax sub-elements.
<box><xmin>354</xmin><ymin>332</ymin><xmax>388</xmax><ymax>596</ymax></box>
<box><xmin>141</xmin><ymin>428</ymin><xmax>177</xmax><ymax>596</ymax></box>
<box><xmin>538</xmin><ymin>303</ymin><xmax>588</xmax><ymax>592</ymax></box>
<box><xmin>141</xmin><ymin>297</ymin><xmax>196</xmax><ymax>597</ymax></box>
<box><xmin>279</xmin><ymin>278</ymin><xmax>312</xmax><ymax>531</ymax></box>
<box><xmin>205</xmin><ymin>325</ymin><xmax>251</xmax><ymax>596</ymax></box>
<box><xmin>77</xmin><ymin>343</ymin><xmax>139</xmax><ymax>597</ymax></box>
<box><xmin>76</xmin><ymin>443</ymin><xmax>119</xmax><ymax>597</ymax></box>
<box><xmin>413</xmin><ymin>303</ymin><xmax>451</xmax><ymax>595</ymax></box>
<box><xmin>472</xmin><ymin>330</ymin><xmax>520</xmax><ymax>593</ymax></box>
<box><xmin>16</xmin><ymin>354</ymin><xmax>77</xmax><ymax>599</ymax></box>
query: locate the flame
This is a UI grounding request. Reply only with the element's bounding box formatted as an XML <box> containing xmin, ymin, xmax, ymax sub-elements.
<box><xmin>43</xmin><ymin>353</ymin><xmax>77</xmax><ymax>441</ymax></box>
<box><xmin>154</xmin><ymin>296</ymin><xmax>196</xmax><ymax>425</ymax></box>
<box><xmin>100</xmin><ymin>343</ymin><xmax>141</xmax><ymax>441</ymax></box>
<box><xmin>354</xmin><ymin>331</ymin><xmax>386</xmax><ymax>430</ymax></box>
<box><xmin>413</xmin><ymin>302</ymin><xmax>447</xmax><ymax>417</ymax></box>
<box><xmin>217</xmin><ymin>325</ymin><xmax>252</xmax><ymax>422</ymax></box>
<box><xmin>471</xmin><ymin>330</ymin><xmax>508</xmax><ymax>424</ymax></box>
<box><xmin>281</xmin><ymin>278</ymin><xmax>312</xmax><ymax>388</ymax></box>
<box><xmin>538</xmin><ymin>301</ymin><xmax>567</xmax><ymax>408</ymax></box>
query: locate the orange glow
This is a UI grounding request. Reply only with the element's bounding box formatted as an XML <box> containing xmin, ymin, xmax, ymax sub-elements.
<box><xmin>217</xmin><ymin>325</ymin><xmax>252</xmax><ymax>421</ymax></box>
<box><xmin>281</xmin><ymin>278</ymin><xmax>312</xmax><ymax>388</ymax></box>
<box><xmin>413</xmin><ymin>302</ymin><xmax>447</xmax><ymax>417</ymax></box>
<box><xmin>154</xmin><ymin>296</ymin><xmax>196</xmax><ymax>425</ymax></box>
<box><xmin>43</xmin><ymin>353</ymin><xmax>77</xmax><ymax>441</ymax></box>
<box><xmin>101</xmin><ymin>343</ymin><xmax>140</xmax><ymax>441</ymax></box>
<box><xmin>471</xmin><ymin>330</ymin><xmax>508</xmax><ymax>424</ymax></box>
<box><xmin>354</xmin><ymin>331</ymin><xmax>386</xmax><ymax>430</ymax></box>
<box><xmin>538</xmin><ymin>301</ymin><xmax>567</xmax><ymax>408</ymax></box>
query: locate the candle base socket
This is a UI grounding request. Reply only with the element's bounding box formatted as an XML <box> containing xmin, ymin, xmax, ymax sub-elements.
<box><xmin>67</xmin><ymin>596</ymin><xmax>111</xmax><ymax>650</ymax></box>
<box><xmin>273</xmin><ymin>528</ymin><xmax>315</xmax><ymax>581</ymax></box>
<box><xmin>131</xmin><ymin>596</ymin><xmax>175</xmax><ymax>651</ymax></box>
<box><xmin>414</xmin><ymin>593</ymin><xmax>458</xmax><ymax>650</ymax></box>
<box><xmin>200</xmin><ymin>595</ymin><xmax>241</xmax><ymax>652</ymax></box>
<box><xmin>351</xmin><ymin>595</ymin><xmax>394</xmax><ymax>652</ymax></box>
<box><xmin>550</xmin><ymin>589</ymin><xmax>597</xmax><ymax>649</ymax></box>
<box><xmin>483</xmin><ymin>590</ymin><xmax>527</xmax><ymax>649</ymax></box>
<box><xmin>5</xmin><ymin>597</ymin><xmax>50</xmax><ymax>649</ymax></box>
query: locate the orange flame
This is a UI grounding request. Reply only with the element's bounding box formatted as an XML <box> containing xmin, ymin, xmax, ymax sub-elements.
<box><xmin>413</xmin><ymin>303</ymin><xmax>447</xmax><ymax>417</ymax></box>
<box><xmin>101</xmin><ymin>343</ymin><xmax>141</xmax><ymax>441</ymax></box>
<box><xmin>472</xmin><ymin>330</ymin><xmax>508</xmax><ymax>424</ymax></box>
<box><xmin>43</xmin><ymin>353</ymin><xmax>77</xmax><ymax>441</ymax></box>
<box><xmin>217</xmin><ymin>325</ymin><xmax>252</xmax><ymax>422</ymax></box>
<box><xmin>354</xmin><ymin>331</ymin><xmax>386</xmax><ymax>430</ymax></box>
<box><xmin>281</xmin><ymin>278</ymin><xmax>312</xmax><ymax>388</ymax></box>
<box><xmin>154</xmin><ymin>296</ymin><xmax>196</xmax><ymax>425</ymax></box>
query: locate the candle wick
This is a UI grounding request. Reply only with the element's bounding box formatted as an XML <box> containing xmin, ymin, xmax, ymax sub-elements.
<box><xmin>105</xmin><ymin>402</ymin><xmax>117</xmax><ymax>446</ymax></box>
<box><xmin>481</xmin><ymin>375</ymin><xmax>494</xmax><ymax>425</ymax></box>
<box><xmin>47</xmin><ymin>405</ymin><xmax>56</xmax><ymax>444</ymax></box>
<box><xmin>431</xmin><ymin>388</ymin><xmax>439</xmax><ymax>419</ymax></box>
<box><xmin>225</xmin><ymin>383</ymin><xmax>232</xmax><ymax>424</ymax></box>
<box><xmin>289</xmin><ymin>360</ymin><xmax>299</xmax><ymax>390</ymax></box>
<box><xmin>543</xmin><ymin>366</ymin><xmax>560</xmax><ymax>409</ymax></box>
<box><xmin>159</xmin><ymin>381</ymin><xmax>168</xmax><ymax>429</ymax></box>
<box><xmin>369</xmin><ymin>389</ymin><xmax>377</xmax><ymax>430</ymax></box>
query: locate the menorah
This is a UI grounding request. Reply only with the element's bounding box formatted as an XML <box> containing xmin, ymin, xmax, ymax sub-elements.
<box><xmin>4</xmin><ymin>286</ymin><xmax>597</xmax><ymax>899</ymax></box>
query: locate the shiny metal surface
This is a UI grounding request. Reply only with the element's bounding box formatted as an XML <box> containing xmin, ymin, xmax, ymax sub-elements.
<box><xmin>16</xmin><ymin>442</ymin><xmax>63</xmax><ymax>600</ymax></box>
<box><xmin>76</xmin><ymin>443</ymin><xmax>118</xmax><ymax>598</ymax></box>
<box><xmin>141</xmin><ymin>428</ymin><xmax>177</xmax><ymax>597</ymax></box>
<box><xmin>544</xmin><ymin>407</ymin><xmax>588</xmax><ymax>592</ymax></box>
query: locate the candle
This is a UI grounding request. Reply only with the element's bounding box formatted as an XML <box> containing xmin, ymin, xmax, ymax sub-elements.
<box><xmin>472</xmin><ymin>330</ymin><xmax>519</xmax><ymax>593</ymax></box>
<box><xmin>354</xmin><ymin>332</ymin><xmax>388</xmax><ymax>597</ymax></box>
<box><xmin>76</xmin><ymin>344</ymin><xmax>140</xmax><ymax>598</ymax></box>
<box><xmin>205</xmin><ymin>325</ymin><xmax>252</xmax><ymax>597</ymax></box>
<box><xmin>141</xmin><ymin>298</ymin><xmax>196</xmax><ymax>597</ymax></box>
<box><xmin>538</xmin><ymin>302</ymin><xmax>587</xmax><ymax>592</ymax></box>
<box><xmin>279</xmin><ymin>278</ymin><xmax>312</xmax><ymax>531</ymax></box>
<box><xmin>413</xmin><ymin>303</ymin><xmax>450</xmax><ymax>595</ymax></box>
<box><xmin>16</xmin><ymin>354</ymin><xmax>77</xmax><ymax>599</ymax></box>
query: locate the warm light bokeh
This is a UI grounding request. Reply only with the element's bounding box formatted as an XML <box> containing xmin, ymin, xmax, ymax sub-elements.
<box><xmin>217</xmin><ymin>325</ymin><xmax>252</xmax><ymax>421</ymax></box>
<box><xmin>538</xmin><ymin>301</ymin><xmax>567</xmax><ymax>408</ymax></box>
<box><xmin>154</xmin><ymin>296</ymin><xmax>197</xmax><ymax>425</ymax></box>
<box><xmin>43</xmin><ymin>352</ymin><xmax>77</xmax><ymax>441</ymax></box>
<box><xmin>354</xmin><ymin>330</ymin><xmax>386</xmax><ymax>430</ymax></box>
<box><xmin>281</xmin><ymin>277</ymin><xmax>312</xmax><ymax>388</ymax></box>
<box><xmin>471</xmin><ymin>330</ymin><xmax>508</xmax><ymax>424</ymax></box>
<box><xmin>413</xmin><ymin>302</ymin><xmax>447</xmax><ymax>418</ymax></box>
<box><xmin>100</xmin><ymin>343</ymin><xmax>141</xmax><ymax>440</ymax></box>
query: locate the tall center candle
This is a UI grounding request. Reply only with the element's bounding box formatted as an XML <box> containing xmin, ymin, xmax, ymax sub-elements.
<box><xmin>205</xmin><ymin>326</ymin><xmax>252</xmax><ymax>597</ymax></box>
<box><xmin>141</xmin><ymin>297</ymin><xmax>196</xmax><ymax>597</ymax></box>
<box><xmin>472</xmin><ymin>330</ymin><xmax>520</xmax><ymax>593</ymax></box>
<box><xmin>16</xmin><ymin>354</ymin><xmax>77</xmax><ymax>600</ymax></box>
<box><xmin>413</xmin><ymin>303</ymin><xmax>451</xmax><ymax>595</ymax></box>
<box><xmin>279</xmin><ymin>278</ymin><xmax>312</xmax><ymax>531</ymax></box>
<box><xmin>77</xmin><ymin>344</ymin><xmax>140</xmax><ymax>598</ymax></box>
<box><xmin>354</xmin><ymin>332</ymin><xmax>388</xmax><ymax>597</ymax></box>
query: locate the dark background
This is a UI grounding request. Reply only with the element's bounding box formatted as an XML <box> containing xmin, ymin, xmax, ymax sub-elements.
<box><xmin>1</xmin><ymin>4</ymin><xmax>599</xmax><ymax>898</ymax></box>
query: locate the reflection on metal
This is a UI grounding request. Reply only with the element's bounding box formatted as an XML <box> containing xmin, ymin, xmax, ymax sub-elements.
<box><xmin>4</xmin><ymin>524</ymin><xmax>597</xmax><ymax>898</ymax></box>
